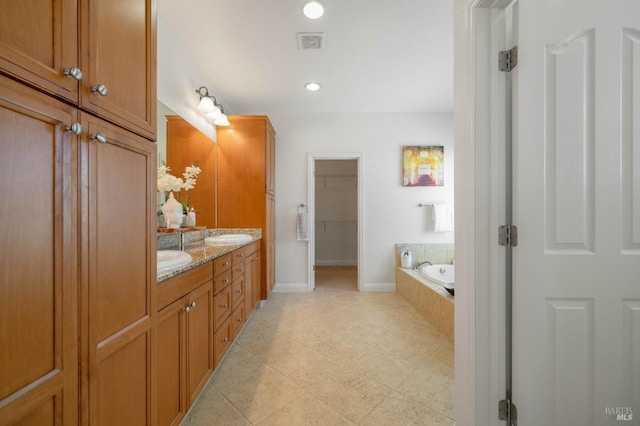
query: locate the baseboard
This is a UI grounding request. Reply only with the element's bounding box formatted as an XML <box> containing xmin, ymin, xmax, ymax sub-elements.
<box><xmin>360</xmin><ymin>282</ymin><xmax>396</xmax><ymax>292</ymax></box>
<box><xmin>272</xmin><ymin>282</ymin><xmax>309</xmax><ymax>293</ymax></box>
<box><xmin>315</xmin><ymin>260</ymin><xmax>357</xmax><ymax>266</ymax></box>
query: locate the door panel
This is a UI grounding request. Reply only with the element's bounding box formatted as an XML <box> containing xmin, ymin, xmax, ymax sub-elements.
<box><xmin>514</xmin><ymin>1</ymin><xmax>640</xmax><ymax>424</ymax></box>
<box><xmin>0</xmin><ymin>74</ymin><xmax>77</xmax><ymax>425</ymax></box>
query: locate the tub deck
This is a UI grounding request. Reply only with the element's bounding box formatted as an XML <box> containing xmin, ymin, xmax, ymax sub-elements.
<box><xmin>396</xmin><ymin>267</ymin><xmax>454</xmax><ymax>343</ymax></box>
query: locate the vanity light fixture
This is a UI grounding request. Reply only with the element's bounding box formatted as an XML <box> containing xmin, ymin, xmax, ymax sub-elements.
<box><xmin>305</xmin><ymin>82</ymin><xmax>321</xmax><ymax>91</ymax></box>
<box><xmin>302</xmin><ymin>0</ymin><xmax>325</xmax><ymax>19</ymax></box>
<box><xmin>195</xmin><ymin>86</ymin><xmax>230</xmax><ymax>126</ymax></box>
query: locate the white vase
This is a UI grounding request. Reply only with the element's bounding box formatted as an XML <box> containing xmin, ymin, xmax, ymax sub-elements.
<box><xmin>161</xmin><ymin>192</ymin><xmax>183</xmax><ymax>229</ymax></box>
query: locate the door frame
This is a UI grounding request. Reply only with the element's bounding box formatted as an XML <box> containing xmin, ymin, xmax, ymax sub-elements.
<box><xmin>454</xmin><ymin>0</ymin><xmax>512</xmax><ymax>424</ymax></box>
<box><xmin>307</xmin><ymin>152</ymin><xmax>364</xmax><ymax>292</ymax></box>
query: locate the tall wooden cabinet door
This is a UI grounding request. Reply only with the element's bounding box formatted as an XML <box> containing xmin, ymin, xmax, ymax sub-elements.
<box><xmin>0</xmin><ymin>76</ymin><xmax>78</xmax><ymax>424</ymax></box>
<box><xmin>265</xmin><ymin>194</ymin><xmax>275</xmax><ymax>298</ymax></box>
<box><xmin>166</xmin><ymin>116</ymin><xmax>216</xmax><ymax>228</ymax></box>
<box><xmin>265</xmin><ymin>120</ymin><xmax>276</xmax><ymax>196</ymax></box>
<box><xmin>0</xmin><ymin>0</ymin><xmax>79</xmax><ymax>103</ymax></box>
<box><xmin>79</xmin><ymin>0</ymin><xmax>156</xmax><ymax>140</ymax></box>
<box><xmin>186</xmin><ymin>282</ymin><xmax>214</xmax><ymax>406</ymax></box>
<box><xmin>157</xmin><ymin>298</ymin><xmax>187</xmax><ymax>426</ymax></box>
<box><xmin>79</xmin><ymin>113</ymin><xmax>157</xmax><ymax>425</ymax></box>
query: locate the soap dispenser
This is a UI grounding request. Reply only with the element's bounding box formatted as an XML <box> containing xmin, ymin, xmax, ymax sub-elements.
<box><xmin>400</xmin><ymin>247</ymin><xmax>412</xmax><ymax>268</ymax></box>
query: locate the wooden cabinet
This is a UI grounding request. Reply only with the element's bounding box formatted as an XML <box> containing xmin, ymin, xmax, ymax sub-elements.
<box><xmin>217</xmin><ymin>116</ymin><xmax>276</xmax><ymax>300</ymax></box>
<box><xmin>157</xmin><ymin>264</ymin><xmax>214</xmax><ymax>426</ymax></box>
<box><xmin>0</xmin><ymin>74</ymin><xmax>78</xmax><ymax>426</ymax></box>
<box><xmin>0</xmin><ymin>0</ymin><xmax>156</xmax><ymax>140</ymax></box>
<box><xmin>244</xmin><ymin>241</ymin><xmax>261</xmax><ymax>318</ymax></box>
<box><xmin>0</xmin><ymin>0</ymin><xmax>156</xmax><ymax>423</ymax></box>
<box><xmin>79</xmin><ymin>113</ymin><xmax>157</xmax><ymax>425</ymax></box>
<box><xmin>165</xmin><ymin>115</ymin><xmax>216</xmax><ymax>228</ymax></box>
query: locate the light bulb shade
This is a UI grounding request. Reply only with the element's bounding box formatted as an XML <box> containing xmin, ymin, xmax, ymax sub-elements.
<box><xmin>214</xmin><ymin>114</ymin><xmax>230</xmax><ymax>126</ymax></box>
<box><xmin>197</xmin><ymin>96</ymin><xmax>215</xmax><ymax>112</ymax></box>
<box><xmin>205</xmin><ymin>106</ymin><xmax>222</xmax><ymax>120</ymax></box>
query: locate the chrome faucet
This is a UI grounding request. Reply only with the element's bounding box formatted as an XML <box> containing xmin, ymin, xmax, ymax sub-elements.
<box><xmin>412</xmin><ymin>260</ymin><xmax>432</xmax><ymax>270</ymax></box>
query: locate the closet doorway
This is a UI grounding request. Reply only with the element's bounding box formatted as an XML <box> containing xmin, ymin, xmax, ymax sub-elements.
<box><xmin>307</xmin><ymin>153</ymin><xmax>363</xmax><ymax>292</ymax></box>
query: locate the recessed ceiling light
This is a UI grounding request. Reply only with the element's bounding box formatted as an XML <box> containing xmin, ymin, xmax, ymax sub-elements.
<box><xmin>302</xmin><ymin>1</ymin><xmax>325</xmax><ymax>19</ymax></box>
<box><xmin>305</xmin><ymin>82</ymin><xmax>321</xmax><ymax>91</ymax></box>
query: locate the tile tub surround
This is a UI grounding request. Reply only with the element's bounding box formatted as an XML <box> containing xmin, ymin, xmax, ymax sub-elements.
<box><xmin>156</xmin><ymin>228</ymin><xmax>262</xmax><ymax>282</ymax></box>
<box><xmin>396</xmin><ymin>267</ymin><xmax>454</xmax><ymax>344</ymax></box>
<box><xmin>395</xmin><ymin>243</ymin><xmax>454</xmax><ymax>268</ymax></box>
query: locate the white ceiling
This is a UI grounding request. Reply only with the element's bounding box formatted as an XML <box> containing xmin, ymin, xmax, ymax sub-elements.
<box><xmin>157</xmin><ymin>0</ymin><xmax>453</xmax><ymax>114</ymax></box>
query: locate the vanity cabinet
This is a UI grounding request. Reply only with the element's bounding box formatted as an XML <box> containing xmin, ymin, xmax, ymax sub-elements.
<box><xmin>157</xmin><ymin>263</ymin><xmax>214</xmax><ymax>426</ymax></box>
<box><xmin>217</xmin><ymin>116</ymin><xmax>276</xmax><ymax>300</ymax></box>
<box><xmin>0</xmin><ymin>0</ymin><xmax>156</xmax><ymax>140</ymax></box>
<box><xmin>244</xmin><ymin>241</ymin><xmax>262</xmax><ymax>318</ymax></box>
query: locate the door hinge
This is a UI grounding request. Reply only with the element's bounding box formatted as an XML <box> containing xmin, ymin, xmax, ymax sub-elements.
<box><xmin>499</xmin><ymin>225</ymin><xmax>518</xmax><ymax>247</ymax></box>
<box><xmin>499</xmin><ymin>399</ymin><xmax>518</xmax><ymax>425</ymax></box>
<box><xmin>499</xmin><ymin>46</ymin><xmax>518</xmax><ymax>72</ymax></box>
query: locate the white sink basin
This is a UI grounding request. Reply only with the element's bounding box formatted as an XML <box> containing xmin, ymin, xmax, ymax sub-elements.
<box><xmin>204</xmin><ymin>233</ymin><xmax>253</xmax><ymax>246</ymax></box>
<box><xmin>157</xmin><ymin>250</ymin><xmax>193</xmax><ymax>274</ymax></box>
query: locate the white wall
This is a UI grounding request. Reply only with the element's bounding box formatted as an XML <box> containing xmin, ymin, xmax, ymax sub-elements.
<box><xmin>269</xmin><ymin>112</ymin><xmax>454</xmax><ymax>288</ymax></box>
<box><xmin>157</xmin><ymin>19</ymin><xmax>233</xmax><ymax>142</ymax></box>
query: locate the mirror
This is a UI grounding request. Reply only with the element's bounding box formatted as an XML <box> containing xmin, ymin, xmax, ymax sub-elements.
<box><xmin>156</xmin><ymin>100</ymin><xmax>217</xmax><ymax>228</ymax></box>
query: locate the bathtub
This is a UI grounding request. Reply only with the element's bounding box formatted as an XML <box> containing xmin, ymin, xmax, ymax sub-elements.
<box><xmin>395</xmin><ymin>266</ymin><xmax>454</xmax><ymax>343</ymax></box>
<box><xmin>420</xmin><ymin>264</ymin><xmax>455</xmax><ymax>295</ymax></box>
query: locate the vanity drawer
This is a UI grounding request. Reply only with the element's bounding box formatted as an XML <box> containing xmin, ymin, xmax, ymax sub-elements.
<box><xmin>232</xmin><ymin>262</ymin><xmax>245</xmax><ymax>281</ymax></box>
<box><xmin>231</xmin><ymin>277</ymin><xmax>245</xmax><ymax>311</ymax></box>
<box><xmin>213</xmin><ymin>285</ymin><xmax>232</xmax><ymax>330</ymax></box>
<box><xmin>230</xmin><ymin>305</ymin><xmax>245</xmax><ymax>340</ymax></box>
<box><xmin>213</xmin><ymin>268</ymin><xmax>233</xmax><ymax>294</ymax></box>
<box><xmin>157</xmin><ymin>262</ymin><xmax>213</xmax><ymax>310</ymax></box>
<box><xmin>213</xmin><ymin>253</ymin><xmax>232</xmax><ymax>274</ymax></box>
<box><xmin>213</xmin><ymin>316</ymin><xmax>232</xmax><ymax>368</ymax></box>
<box><xmin>232</xmin><ymin>247</ymin><xmax>246</xmax><ymax>264</ymax></box>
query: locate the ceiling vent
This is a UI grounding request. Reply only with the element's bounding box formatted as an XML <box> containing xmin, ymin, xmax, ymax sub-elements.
<box><xmin>297</xmin><ymin>32</ymin><xmax>325</xmax><ymax>50</ymax></box>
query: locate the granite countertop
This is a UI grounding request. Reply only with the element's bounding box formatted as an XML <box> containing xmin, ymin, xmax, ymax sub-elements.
<box><xmin>157</xmin><ymin>228</ymin><xmax>261</xmax><ymax>283</ymax></box>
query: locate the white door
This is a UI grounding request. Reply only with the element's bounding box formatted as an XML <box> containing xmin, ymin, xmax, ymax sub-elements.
<box><xmin>513</xmin><ymin>0</ymin><xmax>640</xmax><ymax>425</ymax></box>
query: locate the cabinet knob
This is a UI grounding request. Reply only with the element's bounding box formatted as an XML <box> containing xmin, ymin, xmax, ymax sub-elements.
<box><xmin>223</xmin><ymin>278</ymin><xmax>230</xmax><ymax>284</ymax></box>
<box><xmin>65</xmin><ymin>122</ymin><xmax>83</xmax><ymax>135</ymax></box>
<box><xmin>91</xmin><ymin>84</ymin><xmax>108</xmax><ymax>96</ymax></box>
<box><xmin>190</xmin><ymin>301</ymin><xmax>196</xmax><ymax>308</ymax></box>
<box><xmin>63</xmin><ymin>66</ymin><xmax>83</xmax><ymax>80</ymax></box>
<box><xmin>236</xmin><ymin>289</ymin><xmax>242</xmax><ymax>294</ymax></box>
<box><xmin>223</xmin><ymin>261</ymin><xmax>230</xmax><ymax>266</ymax></box>
<box><xmin>236</xmin><ymin>317</ymin><xmax>242</xmax><ymax>322</ymax></box>
<box><xmin>221</xmin><ymin>303</ymin><xmax>228</xmax><ymax>309</ymax></box>
<box><xmin>90</xmin><ymin>132</ymin><xmax>107</xmax><ymax>144</ymax></box>
<box><xmin>222</xmin><ymin>337</ymin><xmax>229</xmax><ymax>343</ymax></box>
<box><xmin>183</xmin><ymin>306</ymin><xmax>191</xmax><ymax>313</ymax></box>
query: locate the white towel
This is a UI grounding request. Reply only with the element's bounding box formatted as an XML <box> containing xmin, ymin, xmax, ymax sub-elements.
<box><xmin>433</xmin><ymin>203</ymin><xmax>454</xmax><ymax>232</ymax></box>
<box><xmin>297</xmin><ymin>206</ymin><xmax>309</xmax><ymax>241</ymax></box>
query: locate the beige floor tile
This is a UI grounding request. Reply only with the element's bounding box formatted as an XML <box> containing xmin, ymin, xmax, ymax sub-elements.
<box><xmin>351</xmin><ymin>346</ymin><xmax>417</xmax><ymax>389</ymax></box>
<box><xmin>215</xmin><ymin>365</ymin><xmax>303</xmax><ymax>424</ymax></box>
<box><xmin>307</xmin><ymin>369</ymin><xmax>391</xmax><ymax>423</ymax></box>
<box><xmin>359</xmin><ymin>390</ymin><xmax>453</xmax><ymax>426</ymax></box>
<box><xmin>181</xmin><ymin>385</ymin><xmax>250</xmax><ymax>426</ymax></box>
<box><xmin>257</xmin><ymin>393</ymin><xmax>354</xmax><ymax>426</ymax></box>
<box><xmin>184</xmin><ymin>268</ymin><xmax>454</xmax><ymax>426</ymax></box>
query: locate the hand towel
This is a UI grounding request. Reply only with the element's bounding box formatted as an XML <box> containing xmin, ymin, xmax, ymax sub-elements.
<box><xmin>297</xmin><ymin>206</ymin><xmax>309</xmax><ymax>241</ymax></box>
<box><xmin>433</xmin><ymin>203</ymin><xmax>454</xmax><ymax>232</ymax></box>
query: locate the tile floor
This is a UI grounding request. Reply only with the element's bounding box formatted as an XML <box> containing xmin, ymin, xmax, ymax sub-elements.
<box><xmin>182</xmin><ymin>267</ymin><xmax>454</xmax><ymax>425</ymax></box>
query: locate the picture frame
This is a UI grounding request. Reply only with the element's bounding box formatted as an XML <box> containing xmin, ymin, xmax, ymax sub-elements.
<box><xmin>402</xmin><ymin>145</ymin><xmax>444</xmax><ymax>187</ymax></box>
